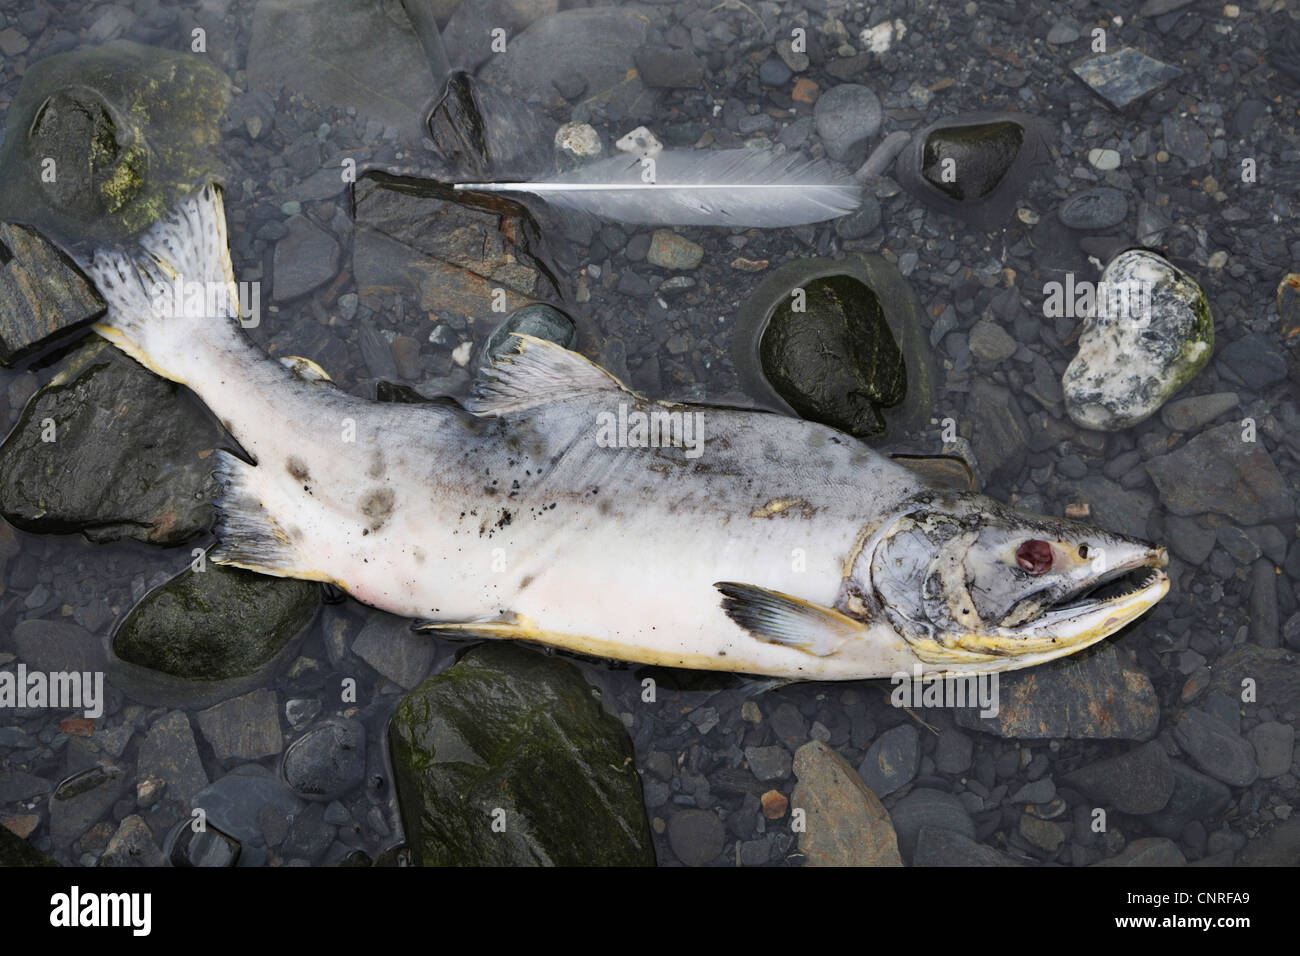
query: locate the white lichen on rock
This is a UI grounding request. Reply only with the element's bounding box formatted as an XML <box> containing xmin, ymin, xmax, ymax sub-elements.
<box><xmin>1063</xmin><ymin>249</ymin><xmax>1213</xmax><ymax>431</ymax></box>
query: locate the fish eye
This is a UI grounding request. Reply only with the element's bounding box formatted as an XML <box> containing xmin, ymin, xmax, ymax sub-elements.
<box><xmin>1078</xmin><ymin>543</ymin><xmax>1090</xmax><ymax>559</ymax></box>
<box><xmin>1016</xmin><ymin>539</ymin><xmax>1054</xmax><ymax>574</ymax></box>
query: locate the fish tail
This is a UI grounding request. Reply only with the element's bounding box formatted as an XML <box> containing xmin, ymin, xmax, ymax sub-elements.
<box><xmin>86</xmin><ymin>184</ymin><xmax>241</xmax><ymax>386</ymax></box>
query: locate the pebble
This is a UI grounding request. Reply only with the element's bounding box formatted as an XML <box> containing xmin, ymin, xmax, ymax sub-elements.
<box><xmin>1159</xmin><ymin>392</ymin><xmax>1238</xmax><ymax>432</ymax></box>
<box><xmin>1058</xmin><ymin>187</ymin><xmax>1128</xmax><ymax>230</ymax></box>
<box><xmin>667</xmin><ymin>809</ymin><xmax>724</xmax><ymax>866</ymax></box>
<box><xmin>813</xmin><ymin>84</ymin><xmax>882</xmax><ymax>164</ymax></box>
<box><xmin>1087</xmin><ymin>148</ymin><xmax>1121</xmax><ymax>171</ymax></box>
<box><xmin>273</xmin><ymin>216</ymin><xmax>340</xmax><ymax>301</ymax></box>
<box><xmin>745</xmin><ymin>744</ymin><xmax>793</xmax><ymax>782</ymax></box>
<box><xmin>281</xmin><ymin>718</ymin><xmax>367</xmax><ymax>801</ymax></box>
<box><xmin>791</xmin><ymin>740</ymin><xmax>902</xmax><ymax>866</ymax></box>
<box><xmin>1065</xmin><ymin>741</ymin><xmax>1175</xmax><ymax>814</ymax></box>
<box><xmin>858</xmin><ymin>725</ymin><xmax>919</xmax><ymax>797</ymax></box>
<box><xmin>138</xmin><ymin>710</ymin><xmax>210</xmax><ymax>807</ymax></box>
<box><xmin>1046</xmin><ymin>21</ymin><xmax>1080</xmax><ymax>44</ymax></box>
<box><xmin>196</xmin><ymin>689</ymin><xmax>284</xmax><ymax>763</ymax></box>
<box><xmin>935</xmin><ymin>728</ymin><xmax>973</xmax><ymax>774</ymax></box>
<box><xmin>968</xmin><ymin>318</ymin><xmax>1018</xmax><ymax>362</ymax></box>
<box><xmin>889</xmin><ymin>789</ymin><xmax>975</xmax><ymax>862</ymax></box>
<box><xmin>555</xmin><ymin>122</ymin><xmax>602</xmax><ymax>163</ymax></box>
<box><xmin>647</xmin><ymin>230</ymin><xmax>704</xmax><ymax>270</ymax></box>
<box><xmin>1218</xmin><ymin>333</ymin><xmax>1288</xmax><ymax>389</ymax></box>
<box><xmin>1173</xmin><ymin>709</ymin><xmax>1258</xmax><ymax>787</ymax></box>
<box><xmin>1072</xmin><ymin>48</ymin><xmax>1182</xmax><ymax>109</ymax></box>
<box><xmin>1246</xmin><ymin>723</ymin><xmax>1295</xmax><ymax>778</ymax></box>
<box><xmin>759</xmin><ymin>57</ymin><xmax>793</xmax><ymax>87</ymax></box>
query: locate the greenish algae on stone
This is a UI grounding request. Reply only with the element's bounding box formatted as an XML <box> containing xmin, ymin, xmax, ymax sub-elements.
<box><xmin>389</xmin><ymin>643</ymin><xmax>655</xmax><ymax>866</ymax></box>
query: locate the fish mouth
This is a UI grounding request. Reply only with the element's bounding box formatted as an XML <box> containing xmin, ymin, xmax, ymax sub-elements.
<box><xmin>960</xmin><ymin>547</ymin><xmax>1170</xmax><ymax>659</ymax></box>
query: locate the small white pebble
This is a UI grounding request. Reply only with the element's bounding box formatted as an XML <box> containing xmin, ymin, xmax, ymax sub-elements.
<box><xmin>451</xmin><ymin>341</ymin><xmax>473</xmax><ymax>367</ymax></box>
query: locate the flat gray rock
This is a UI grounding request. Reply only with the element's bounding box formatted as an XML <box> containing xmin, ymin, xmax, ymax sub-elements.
<box><xmin>1072</xmin><ymin>48</ymin><xmax>1182</xmax><ymax>109</ymax></box>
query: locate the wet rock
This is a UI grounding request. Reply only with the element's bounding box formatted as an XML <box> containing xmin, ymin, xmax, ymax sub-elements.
<box><xmin>1246</xmin><ymin>722</ymin><xmax>1294</xmax><ymax>778</ymax></box>
<box><xmin>281</xmin><ymin>717</ymin><xmax>366</xmax><ymax>801</ymax></box>
<box><xmin>667</xmin><ymin>809</ymin><xmax>725</xmax><ymax>866</ymax></box>
<box><xmin>967</xmin><ymin>318</ymin><xmax>1018</xmax><ymax>362</ymax></box>
<box><xmin>935</xmin><ymin>728</ymin><xmax>973</xmax><ymax>774</ymax></box>
<box><xmin>833</xmin><ymin>195</ymin><xmax>882</xmax><ymax>239</ymax></box>
<box><xmin>389</xmin><ymin>643</ymin><xmax>654</xmax><ymax>866</ymax></box>
<box><xmin>646</xmin><ymin>230</ymin><xmax>704</xmax><ymax>271</ymax></box>
<box><xmin>790</xmin><ymin>740</ymin><xmax>902</xmax><ymax>867</ymax></box>
<box><xmin>967</xmin><ymin>379</ymin><xmax>1031</xmax><ymax>483</ymax></box>
<box><xmin>1018</xmin><ymin>813</ymin><xmax>1064</xmax><ymax>853</ymax></box>
<box><xmin>1237</xmin><ymin>818</ymin><xmax>1300</xmax><ymax>866</ymax></box>
<box><xmin>0</xmin><ymin>825</ymin><xmax>58</xmax><ymax>866</ymax></box>
<box><xmin>137</xmin><ymin>710</ymin><xmax>209</xmax><ymax>807</ymax></box>
<box><xmin>166</xmin><ymin>819</ymin><xmax>241</xmax><ymax>867</ymax></box>
<box><xmin>1063</xmin><ymin>250</ymin><xmax>1212</xmax><ymax>431</ymax></box>
<box><xmin>272</xmin><ymin>215</ymin><xmax>339</xmax><ymax>302</ymax></box>
<box><xmin>745</xmin><ymin>745</ymin><xmax>792</xmax><ymax>782</ymax></box>
<box><xmin>913</xmin><ymin>827</ymin><xmax>1023</xmax><ymax>865</ymax></box>
<box><xmin>0</xmin><ymin>41</ymin><xmax>228</xmax><ymax>240</ymax></box>
<box><xmin>196</xmin><ymin>689</ymin><xmax>283</xmax><ymax>763</ymax></box>
<box><xmin>114</xmin><ymin>561</ymin><xmax>318</xmax><ymax>682</ymax></box>
<box><xmin>896</xmin><ymin>112</ymin><xmax>1051</xmax><ymax>229</ymax></box>
<box><xmin>191</xmin><ymin>764</ymin><xmax>303</xmax><ymax>865</ymax></box>
<box><xmin>443</xmin><ymin>0</ymin><xmax>529</xmax><ymax>74</ymax></box>
<box><xmin>1218</xmin><ymin>333</ymin><xmax>1288</xmax><ymax>390</ymax></box>
<box><xmin>813</xmin><ymin>83</ymin><xmax>882</xmax><ymax>164</ymax></box>
<box><xmin>1145</xmin><ymin>423</ymin><xmax>1294</xmax><ymax>525</ymax></box>
<box><xmin>955</xmin><ymin>646</ymin><xmax>1158</xmax><ymax>740</ymax></box>
<box><xmin>353</xmin><ymin>177</ymin><xmax>549</xmax><ymax>322</ymax></box>
<box><xmin>12</xmin><ymin>618</ymin><xmax>107</xmax><ymax>675</ymax></box>
<box><xmin>480</xmin><ymin>7</ymin><xmax>650</xmax><ymax>111</ymax></box>
<box><xmin>0</xmin><ymin>222</ymin><xmax>105</xmax><ymax>364</ymax></box>
<box><xmin>1278</xmin><ymin>274</ymin><xmax>1300</xmax><ymax>345</ymax></box>
<box><xmin>1162</xmin><ymin>115</ymin><xmax>1211</xmax><ymax>167</ymax></box>
<box><xmin>1210</xmin><ymin>645</ymin><xmax>1300</xmax><ymax>717</ymax></box>
<box><xmin>350</xmin><ymin>614</ymin><xmax>436</xmax><ymax>690</ymax></box>
<box><xmin>554</xmin><ymin>121</ymin><xmax>601</xmax><ymax>165</ymax></box>
<box><xmin>426</xmin><ymin>70</ymin><xmax>558</xmax><ymax>182</ymax></box>
<box><xmin>0</xmin><ymin>771</ymin><xmax>52</xmax><ymax>804</ymax></box>
<box><xmin>1144</xmin><ymin>760</ymin><xmax>1231</xmax><ymax>838</ymax></box>
<box><xmin>1173</xmin><ymin>709</ymin><xmax>1257</xmax><ymax>787</ymax></box>
<box><xmin>1071</xmin><ymin>48</ymin><xmax>1182</xmax><ymax>109</ymax></box>
<box><xmin>857</xmin><ymin>724</ymin><xmax>919</xmax><ymax>798</ymax></box>
<box><xmin>1250</xmin><ymin>559</ymin><xmax>1279</xmax><ymax>649</ymax></box>
<box><xmin>98</xmin><ymin>814</ymin><xmax>163</xmax><ymax>867</ymax></box>
<box><xmin>1058</xmin><ymin>187</ymin><xmax>1128</xmax><ymax>230</ymax></box>
<box><xmin>635</xmin><ymin>49</ymin><xmax>703</xmax><ymax>89</ymax></box>
<box><xmin>1160</xmin><ymin>392</ymin><xmax>1238</xmax><ymax>432</ymax></box>
<box><xmin>282</xmin><ymin>803</ymin><xmax>334</xmax><ymax>863</ymax></box>
<box><xmin>49</xmin><ymin>764</ymin><xmax>126</xmax><ymax>848</ymax></box>
<box><xmin>482</xmin><ymin>303</ymin><xmax>576</xmax><ymax>367</ymax></box>
<box><xmin>247</xmin><ymin>0</ymin><xmax>431</xmax><ymax>142</ymax></box>
<box><xmin>734</xmin><ymin>256</ymin><xmax>935</xmax><ymax>442</ymax></box>
<box><xmin>1046</xmin><ymin>21</ymin><xmax>1080</xmax><ymax>45</ymax></box>
<box><xmin>0</xmin><ymin>341</ymin><xmax>220</xmax><ymax>545</ymax></box>
<box><xmin>1092</xmin><ymin>837</ymin><xmax>1186</xmax><ymax>867</ymax></box>
<box><xmin>1064</xmin><ymin>741</ymin><xmax>1174</xmax><ymax>814</ymax></box>
<box><xmin>1059</xmin><ymin>476</ymin><xmax>1153</xmax><ymax>537</ymax></box>
<box><xmin>890</xmin><ymin>788</ymin><xmax>975</xmax><ymax>863</ymax></box>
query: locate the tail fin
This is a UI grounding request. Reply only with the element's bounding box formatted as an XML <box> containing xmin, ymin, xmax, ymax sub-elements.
<box><xmin>86</xmin><ymin>184</ymin><xmax>239</xmax><ymax>384</ymax></box>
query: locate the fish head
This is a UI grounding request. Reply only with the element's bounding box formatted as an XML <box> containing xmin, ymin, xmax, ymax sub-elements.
<box><xmin>850</xmin><ymin>492</ymin><xmax>1169</xmax><ymax>667</ymax></box>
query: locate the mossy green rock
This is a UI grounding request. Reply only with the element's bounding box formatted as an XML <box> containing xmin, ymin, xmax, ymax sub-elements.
<box><xmin>390</xmin><ymin>643</ymin><xmax>654</xmax><ymax>866</ymax></box>
<box><xmin>734</xmin><ymin>255</ymin><xmax>935</xmax><ymax>442</ymax></box>
<box><xmin>0</xmin><ymin>825</ymin><xmax>59</xmax><ymax>866</ymax></box>
<box><xmin>0</xmin><ymin>41</ymin><xmax>230</xmax><ymax>244</ymax></box>
<box><xmin>113</xmin><ymin>562</ymin><xmax>319</xmax><ymax>681</ymax></box>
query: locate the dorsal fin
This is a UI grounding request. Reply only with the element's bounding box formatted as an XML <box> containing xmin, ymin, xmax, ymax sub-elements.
<box><xmin>465</xmin><ymin>333</ymin><xmax>633</xmax><ymax>417</ymax></box>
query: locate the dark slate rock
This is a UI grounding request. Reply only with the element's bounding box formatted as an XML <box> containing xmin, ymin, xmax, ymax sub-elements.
<box><xmin>1092</xmin><ymin>837</ymin><xmax>1186</xmax><ymax>866</ymax></box>
<box><xmin>49</xmin><ymin>763</ymin><xmax>126</xmax><ymax>848</ymax></box>
<box><xmin>196</xmin><ymin>689</ymin><xmax>284</xmax><ymax>763</ymax></box>
<box><xmin>272</xmin><ymin>215</ymin><xmax>339</xmax><ymax>301</ymax></box>
<box><xmin>667</xmin><ymin>809</ymin><xmax>726</xmax><ymax>866</ymax></box>
<box><xmin>1064</xmin><ymin>741</ymin><xmax>1174</xmax><ymax>814</ymax></box>
<box><xmin>889</xmin><ymin>788</ymin><xmax>975</xmax><ymax>862</ymax></box>
<box><xmin>389</xmin><ymin>643</ymin><xmax>654</xmax><ymax>866</ymax></box>
<box><xmin>1160</xmin><ymin>392</ymin><xmax>1239</xmax><ymax>432</ymax></box>
<box><xmin>1058</xmin><ymin>187</ymin><xmax>1128</xmax><ymax>230</ymax></box>
<box><xmin>1071</xmin><ymin>48</ymin><xmax>1182</xmax><ymax>109</ymax></box>
<box><xmin>758</xmin><ymin>57</ymin><xmax>793</xmax><ymax>87</ymax></box>
<box><xmin>1145</xmin><ymin>423</ymin><xmax>1294</xmax><ymax>524</ymax></box>
<box><xmin>1161</xmin><ymin>115</ymin><xmax>1211</xmax><ymax>167</ymax></box>
<box><xmin>634</xmin><ymin>49</ymin><xmax>704</xmax><ymax>88</ymax></box>
<box><xmin>857</xmin><ymin>724</ymin><xmax>919</xmax><ymax>798</ymax></box>
<box><xmin>1218</xmin><ymin>333</ymin><xmax>1288</xmax><ymax>390</ymax></box>
<box><xmin>1172</xmin><ymin>708</ymin><xmax>1258</xmax><ymax>787</ymax></box>
<box><xmin>967</xmin><ymin>379</ymin><xmax>1030</xmax><ymax>483</ymax></box>
<box><xmin>0</xmin><ymin>221</ymin><xmax>104</xmax><ymax>363</ymax></box>
<box><xmin>113</xmin><ymin>561</ymin><xmax>318</xmax><ymax>681</ymax></box>
<box><xmin>935</xmin><ymin>727</ymin><xmax>973</xmax><ymax>774</ymax></box>
<box><xmin>137</xmin><ymin>710</ymin><xmax>209</xmax><ymax>806</ymax></box>
<box><xmin>0</xmin><ymin>341</ymin><xmax>220</xmax><ymax>545</ymax></box>
<box><xmin>813</xmin><ymin>84</ymin><xmax>882</xmax><ymax>164</ymax></box>
<box><xmin>1209</xmin><ymin>645</ymin><xmax>1300</xmax><ymax>715</ymax></box>
<box><xmin>350</xmin><ymin>614</ymin><xmax>436</xmax><ymax>690</ymax></box>
<box><xmin>191</xmin><ymin>764</ymin><xmax>303</xmax><ymax>863</ymax></box>
<box><xmin>834</xmin><ymin>195</ymin><xmax>882</xmax><ymax>239</ymax></box>
<box><xmin>0</xmin><ymin>825</ymin><xmax>58</xmax><ymax>866</ymax></box>
<box><xmin>282</xmin><ymin>802</ymin><xmax>334</xmax><ymax>863</ymax></box>
<box><xmin>98</xmin><ymin>814</ymin><xmax>164</xmax><ymax>867</ymax></box>
<box><xmin>955</xmin><ymin>646</ymin><xmax>1158</xmax><ymax>740</ymax></box>
<box><xmin>281</xmin><ymin>717</ymin><xmax>367</xmax><ymax>801</ymax></box>
<box><xmin>913</xmin><ymin>827</ymin><xmax>1023</xmax><ymax>865</ymax></box>
<box><xmin>12</xmin><ymin>618</ymin><xmax>107</xmax><ymax>675</ymax></box>
<box><xmin>482</xmin><ymin>303</ymin><xmax>576</xmax><ymax>365</ymax></box>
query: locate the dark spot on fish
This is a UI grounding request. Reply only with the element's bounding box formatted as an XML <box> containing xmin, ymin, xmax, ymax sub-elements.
<box><xmin>519</xmin><ymin>574</ymin><xmax>534</xmax><ymax>591</ymax></box>
<box><xmin>286</xmin><ymin>456</ymin><xmax>310</xmax><ymax>481</ymax></box>
<box><xmin>359</xmin><ymin>487</ymin><xmax>396</xmax><ymax>532</ymax></box>
<box><xmin>368</xmin><ymin>449</ymin><xmax>386</xmax><ymax>479</ymax></box>
<box><xmin>413</xmin><ymin>548</ymin><xmax>426</xmax><ymax>564</ymax></box>
<box><xmin>496</xmin><ymin>510</ymin><xmax>513</xmax><ymax>529</ymax></box>
<box><xmin>598</xmin><ymin>498</ymin><xmax>613</xmax><ymax>516</ymax></box>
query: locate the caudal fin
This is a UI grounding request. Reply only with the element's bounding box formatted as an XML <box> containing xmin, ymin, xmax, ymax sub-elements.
<box><xmin>86</xmin><ymin>184</ymin><xmax>239</xmax><ymax>384</ymax></box>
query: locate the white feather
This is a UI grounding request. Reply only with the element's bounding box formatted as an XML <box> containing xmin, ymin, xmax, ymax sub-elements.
<box><xmin>453</xmin><ymin>148</ymin><xmax>862</xmax><ymax>227</ymax></box>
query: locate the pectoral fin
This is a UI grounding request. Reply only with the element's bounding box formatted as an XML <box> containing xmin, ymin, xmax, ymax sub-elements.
<box><xmin>412</xmin><ymin>613</ymin><xmax>536</xmax><ymax>640</ymax></box>
<box><xmin>715</xmin><ymin>582</ymin><xmax>867</xmax><ymax>657</ymax></box>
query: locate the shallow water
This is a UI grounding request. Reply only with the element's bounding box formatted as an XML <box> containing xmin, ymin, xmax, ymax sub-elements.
<box><xmin>0</xmin><ymin>0</ymin><xmax>1296</xmax><ymax>868</ymax></box>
